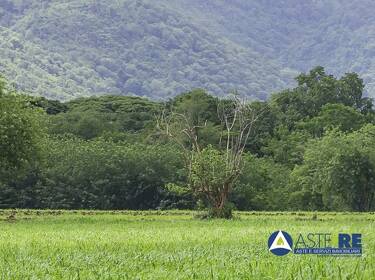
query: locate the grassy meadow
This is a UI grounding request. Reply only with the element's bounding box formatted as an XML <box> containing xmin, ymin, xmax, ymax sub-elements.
<box><xmin>0</xmin><ymin>210</ymin><xmax>373</xmax><ymax>279</ymax></box>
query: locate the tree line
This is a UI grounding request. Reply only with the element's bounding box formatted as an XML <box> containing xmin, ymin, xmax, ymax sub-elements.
<box><xmin>1</xmin><ymin>66</ymin><xmax>375</xmax><ymax>213</ymax></box>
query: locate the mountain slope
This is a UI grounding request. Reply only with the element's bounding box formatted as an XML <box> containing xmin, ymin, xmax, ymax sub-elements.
<box><xmin>0</xmin><ymin>0</ymin><xmax>292</xmax><ymax>101</ymax></box>
<box><xmin>1</xmin><ymin>0</ymin><xmax>375</xmax><ymax>101</ymax></box>
<box><xmin>169</xmin><ymin>0</ymin><xmax>375</xmax><ymax>93</ymax></box>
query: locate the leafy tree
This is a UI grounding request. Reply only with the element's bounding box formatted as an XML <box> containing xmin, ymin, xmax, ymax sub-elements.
<box><xmin>233</xmin><ymin>154</ymin><xmax>290</xmax><ymax>210</ymax></box>
<box><xmin>289</xmin><ymin>126</ymin><xmax>375</xmax><ymax>211</ymax></box>
<box><xmin>0</xmin><ymin>78</ymin><xmax>43</xmax><ymax>177</ymax></box>
<box><xmin>262</xmin><ymin>125</ymin><xmax>310</xmax><ymax>166</ymax></box>
<box><xmin>34</xmin><ymin>137</ymin><xmax>186</xmax><ymax>209</ymax></box>
<box><xmin>298</xmin><ymin>103</ymin><xmax>366</xmax><ymax>137</ymax></box>
<box><xmin>29</xmin><ymin>97</ymin><xmax>68</xmax><ymax>115</ymax></box>
<box><xmin>1</xmin><ymin>66</ymin><xmax>375</xmax><ymax>213</ymax></box>
<box><xmin>0</xmin><ymin>78</ymin><xmax>45</xmax><ymax>208</ymax></box>
<box><xmin>48</xmin><ymin>96</ymin><xmax>161</xmax><ymax>140</ymax></box>
<box><xmin>189</xmin><ymin>146</ymin><xmax>236</xmax><ymax>217</ymax></box>
<box><xmin>271</xmin><ymin>67</ymin><xmax>372</xmax><ymax>130</ymax></box>
<box><xmin>169</xmin><ymin>89</ymin><xmax>220</xmax><ymax>125</ymax></box>
<box><xmin>159</xmin><ymin>93</ymin><xmax>259</xmax><ymax>218</ymax></box>
<box><xmin>245</xmin><ymin>101</ymin><xmax>277</xmax><ymax>155</ymax></box>
<box><xmin>48</xmin><ymin>111</ymin><xmax>112</xmax><ymax>140</ymax></box>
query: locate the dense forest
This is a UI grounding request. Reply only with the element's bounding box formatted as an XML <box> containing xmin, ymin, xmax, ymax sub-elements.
<box><xmin>0</xmin><ymin>0</ymin><xmax>291</xmax><ymax>101</ymax></box>
<box><xmin>3</xmin><ymin>0</ymin><xmax>375</xmax><ymax>101</ymax></box>
<box><xmin>1</xmin><ymin>66</ymin><xmax>375</xmax><ymax>212</ymax></box>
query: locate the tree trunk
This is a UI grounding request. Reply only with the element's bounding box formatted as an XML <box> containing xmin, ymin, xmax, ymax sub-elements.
<box><xmin>210</xmin><ymin>188</ymin><xmax>232</xmax><ymax>219</ymax></box>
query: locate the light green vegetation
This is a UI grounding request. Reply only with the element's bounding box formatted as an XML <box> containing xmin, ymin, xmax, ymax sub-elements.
<box><xmin>2</xmin><ymin>1</ymin><xmax>375</xmax><ymax>100</ymax></box>
<box><xmin>0</xmin><ymin>0</ymin><xmax>291</xmax><ymax>100</ymax></box>
<box><xmin>0</xmin><ymin>210</ymin><xmax>373</xmax><ymax>279</ymax></box>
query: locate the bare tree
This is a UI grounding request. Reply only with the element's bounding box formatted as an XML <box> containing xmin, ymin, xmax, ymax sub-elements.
<box><xmin>157</xmin><ymin>95</ymin><xmax>260</xmax><ymax>218</ymax></box>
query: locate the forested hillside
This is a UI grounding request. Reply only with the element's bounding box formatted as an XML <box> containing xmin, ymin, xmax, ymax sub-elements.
<box><xmin>2</xmin><ymin>0</ymin><xmax>375</xmax><ymax>101</ymax></box>
<box><xmin>0</xmin><ymin>0</ymin><xmax>291</xmax><ymax>100</ymax></box>
<box><xmin>171</xmin><ymin>0</ymin><xmax>375</xmax><ymax>92</ymax></box>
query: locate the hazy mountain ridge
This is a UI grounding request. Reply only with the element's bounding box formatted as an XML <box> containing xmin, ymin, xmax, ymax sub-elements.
<box><xmin>0</xmin><ymin>0</ymin><xmax>291</xmax><ymax>100</ymax></box>
<box><xmin>172</xmin><ymin>0</ymin><xmax>375</xmax><ymax>91</ymax></box>
<box><xmin>0</xmin><ymin>0</ymin><xmax>375</xmax><ymax>100</ymax></box>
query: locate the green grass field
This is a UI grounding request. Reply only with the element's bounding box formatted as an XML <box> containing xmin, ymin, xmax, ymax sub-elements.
<box><xmin>0</xmin><ymin>210</ymin><xmax>373</xmax><ymax>279</ymax></box>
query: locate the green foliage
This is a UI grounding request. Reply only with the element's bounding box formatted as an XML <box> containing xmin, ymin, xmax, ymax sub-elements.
<box><xmin>189</xmin><ymin>146</ymin><xmax>236</xmax><ymax>218</ymax></box>
<box><xmin>289</xmin><ymin>126</ymin><xmax>375</xmax><ymax>211</ymax></box>
<box><xmin>164</xmin><ymin>89</ymin><xmax>222</xmax><ymax>149</ymax></box>
<box><xmin>0</xmin><ymin>136</ymin><xmax>182</xmax><ymax>209</ymax></box>
<box><xmin>0</xmin><ymin>67</ymin><xmax>374</xmax><ymax>212</ymax></box>
<box><xmin>29</xmin><ymin>97</ymin><xmax>68</xmax><ymax>115</ymax></box>
<box><xmin>0</xmin><ymin>79</ymin><xmax>44</xmax><ymax>176</ymax></box>
<box><xmin>298</xmin><ymin>103</ymin><xmax>366</xmax><ymax>137</ymax></box>
<box><xmin>190</xmin><ymin>147</ymin><xmax>230</xmax><ymax>194</ymax></box>
<box><xmin>173</xmin><ymin>1</ymin><xmax>375</xmax><ymax>98</ymax></box>
<box><xmin>3</xmin><ymin>1</ymin><xmax>375</xmax><ymax>102</ymax></box>
<box><xmin>233</xmin><ymin>155</ymin><xmax>291</xmax><ymax>211</ymax></box>
<box><xmin>170</xmin><ymin>89</ymin><xmax>220</xmax><ymax>126</ymax></box>
<box><xmin>164</xmin><ymin>183</ymin><xmax>189</xmax><ymax>196</ymax></box>
<box><xmin>33</xmin><ymin>137</ymin><xmax>186</xmax><ymax>209</ymax></box>
<box><xmin>48</xmin><ymin>95</ymin><xmax>161</xmax><ymax>140</ymax></box>
<box><xmin>271</xmin><ymin>67</ymin><xmax>370</xmax><ymax>130</ymax></box>
<box><xmin>245</xmin><ymin>101</ymin><xmax>277</xmax><ymax>155</ymax></box>
<box><xmin>262</xmin><ymin>126</ymin><xmax>309</xmax><ymax>166</ymax></box>
<box><xmin>0</xmin><ymin>0</ymin><xmax>291</xmax><ymax>101</ymax></box>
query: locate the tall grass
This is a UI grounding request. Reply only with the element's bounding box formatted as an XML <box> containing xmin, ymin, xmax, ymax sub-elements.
<box><xmin>0</xmin><ymin>210</ymin><xmax>373</xmax><ymax>279</ymax></box>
